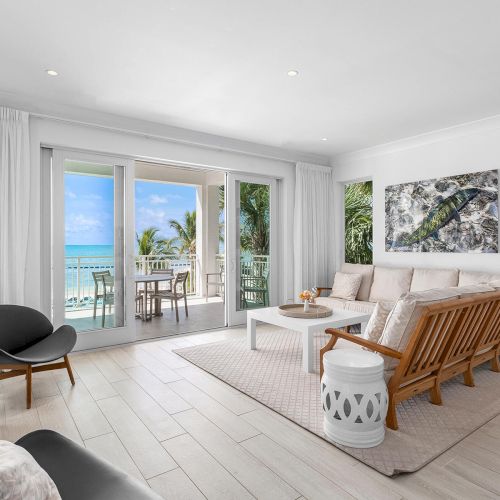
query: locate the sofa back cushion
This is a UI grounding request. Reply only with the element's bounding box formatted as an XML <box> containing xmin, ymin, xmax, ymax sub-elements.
<box><xmin>410</xmin><ymin>268</ymin><xmax>459</xmax><ymax>292</ymax></box>
<box><xmin>377</xmin><ymin>288</ymin><xmax>461</xmax><ymax>370</ymax></box>
<box><xmin>340</xmin><ymin>263</ymin><xmax>374</xmax><ymax>301</ymax></box>
<box><xmin>330</xmin><ymin>272</ymin><xmax>362</xmax><ymax>301</ymax></box>
<box><xmin>459</xmin><ymin>270</ymin><xmax>500</xmax><ymax>286</ymax></box>
<box><xmin>368</xmin><ymin>266</ymin><xmax>413</xmax><ymax>303</ymax></box>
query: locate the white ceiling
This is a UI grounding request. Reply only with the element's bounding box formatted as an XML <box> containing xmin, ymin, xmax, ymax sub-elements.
<box><xmin>2</xmin><ymin>0</ymin><xmax>500</xmax><ymax>157</ymax></box>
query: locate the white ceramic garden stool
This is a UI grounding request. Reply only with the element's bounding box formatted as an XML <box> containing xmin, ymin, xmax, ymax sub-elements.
<box><xmin>321</xmin><ymin>348</ymin><xmax>388</xmax><ymax>448</ymax></box>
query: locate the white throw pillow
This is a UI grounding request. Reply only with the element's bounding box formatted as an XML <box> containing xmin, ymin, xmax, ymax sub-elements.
<box><xmin>410</xmin><ymin>268</ymin><xmax>459</xmax><ymax>292</ymax></box>
<box><xmin>378</xmin><ymin>288</ymin><xmax>461</xmax><ymax>370</ymax></box>
<box><xmin>368</xmin><ymin>266</ymin><xmax>413</xmax><ymax>303</ymax></box>
<box><xmin>340</xmin><ymin>263</ymin><xmax>374</xmax><ymax>301</ymax></box>
<box><xmin>330</xmin><ymin>272</ymin><xmax>362</xmax><ymax>301</ymax></box>
<box><xmin>362</xmin><ymin>302</ymin><xmax>392</xmax><ymax>343</ymax></box>
<box><xmin>0</xmin><ymin>440</ymin><xmax>61</xmax><ymax>500</ymax></box>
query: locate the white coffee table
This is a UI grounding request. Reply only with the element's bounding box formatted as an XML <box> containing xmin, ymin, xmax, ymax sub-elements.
<box><xmin>247</xmin><ymin>306</ymin><xmax>371</xmax><ymax>373</ymax></box>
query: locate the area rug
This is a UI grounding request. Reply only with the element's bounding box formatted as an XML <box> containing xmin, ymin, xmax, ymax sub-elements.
<box><xmin>173</xmin><ymin>327</ymin><xmax>500</xmax><ymax>476</ymax></box>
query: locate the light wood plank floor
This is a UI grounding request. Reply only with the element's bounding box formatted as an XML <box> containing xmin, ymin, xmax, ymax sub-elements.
<box><xmin>1</xmin><ymin>327</ymin><xmax>500</xmax><ymax>499</ymax></box>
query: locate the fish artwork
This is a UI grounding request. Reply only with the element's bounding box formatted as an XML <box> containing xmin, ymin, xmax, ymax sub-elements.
<box><xmin>385</xmin><ymin>170</ymin><xmax>498</xmax><ymax>253</ymax></box>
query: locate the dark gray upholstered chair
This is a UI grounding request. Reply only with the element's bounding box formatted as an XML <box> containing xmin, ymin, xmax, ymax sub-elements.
<box><xmin>16</xmin><ymin>430</ymin><xmax>161</xmax><ymax>500</ymax></box>
<box><xmin>0</xmin><ymin>305</ymin><xmax>77</xmax><ymax>409</ymax></box>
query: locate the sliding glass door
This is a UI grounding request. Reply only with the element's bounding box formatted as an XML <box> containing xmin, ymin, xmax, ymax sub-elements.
<box><xmin>51</xmin><ymin>149</ymin><xmax>135</xmax><ymax>347</ymax></box>
<box><xmin>225</xmin><ymin>173</ymin><xmax>278</xmax><ymax>325</ymax></box>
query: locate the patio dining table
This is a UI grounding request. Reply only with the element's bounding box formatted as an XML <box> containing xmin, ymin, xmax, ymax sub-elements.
<box><xmin>135</xmin><ymin>274</ymin><xmax>174</xmax><ymax>321</ymax></box>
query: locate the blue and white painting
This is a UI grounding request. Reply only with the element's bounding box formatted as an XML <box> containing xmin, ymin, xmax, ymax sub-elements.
<box><xmin>385</xmin><ymin>169</ymin><xmax>498</xmax><ymax>253</ymax></box>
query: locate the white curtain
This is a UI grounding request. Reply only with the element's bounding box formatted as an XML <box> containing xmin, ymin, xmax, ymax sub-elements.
<box><xmin>294</xmin><ymin>162</ymin><xmax>335</xmax><ymax>294</ymax></box>
<box><xmin>0</xmin><ymin>107</ymin><xmax>30</xmax><ymax>304</ymax></box>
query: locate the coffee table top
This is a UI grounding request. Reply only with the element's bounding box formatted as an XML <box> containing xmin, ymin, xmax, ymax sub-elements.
<box><xmin>247</xmin><ymin>306</ymin><xmax>370</xmax><ymax>332</ymax></box>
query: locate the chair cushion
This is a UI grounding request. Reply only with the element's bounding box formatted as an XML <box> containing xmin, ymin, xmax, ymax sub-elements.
<box><xmin>377</xmin><ymin>288</ymin><xmax>461</xmax><ymax>370</ymax></box>
<box><xmin>0</xmin><ymin>439</ymin><xmax>61</xmax><ymax>500</ymax></box>
<box><xmin>448</xmin><ymin>284</ymin><xmax>496</xmax><ymax>298</ymax></box>
<box><xmin>410</xmin><ymin>268</ymin><xmax>459</xmax><ymax>292</ymax></box>
<box><xmin>16</xmin><ymin>430</ymin><xmax>161</xmax><ymax>500</ymax></box>
<box><xmin>362</xmin><ymin>302</ymin><xmax>392</xmax><ymax>343</ymax></box>
<box><xmin>330</xmin><ymin>272</ymin><xmax>362</xmax><ymax>301</ymax></box>
<box><xmin>340</xmin><ymin>263</ymin><xmax>374</xmax><ymax>301</ymax></box>
<box><xmin>458</xmin><ymin>270</ymin><xmax>500</xmax><ymax>286</ymax></box>
<box><xmin>369</xmin><ymin>266</ymin><xmax>413</xmax><ymax>303</ymax></box>
<box><xmin>489</xmin><ymin>280</ymin><xmax>500</xmax><ymax>290</ymax></box>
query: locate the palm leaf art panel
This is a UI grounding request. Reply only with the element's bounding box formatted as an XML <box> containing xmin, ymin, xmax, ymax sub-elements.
<box><xmin>385</xmin><ymin>169</ymin><xmax>498</xmax><ymax>253</ymax></box>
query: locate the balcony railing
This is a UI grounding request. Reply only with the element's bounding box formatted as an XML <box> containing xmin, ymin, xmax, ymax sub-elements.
<box><xmin>65</xmin><ymin>253</ymin><xmax>270</xmax><ymax>311</ymax></box>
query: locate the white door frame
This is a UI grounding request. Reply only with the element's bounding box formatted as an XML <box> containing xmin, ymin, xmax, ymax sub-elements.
<box><xmin>51</xmin><ymin>148</ymin><xmax>136</xmax><ymax>350</ymax></box>
<box><xmin>225</xmin><ymin>172</ymin><xmax>278</xmax><ymax>326</ymax></box>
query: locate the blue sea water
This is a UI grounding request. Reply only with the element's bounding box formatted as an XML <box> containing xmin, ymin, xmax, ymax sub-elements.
<box><xmin>65</xmin><ymin>244</ymin><xmax>114</xmax><ymax>257</ymax></box>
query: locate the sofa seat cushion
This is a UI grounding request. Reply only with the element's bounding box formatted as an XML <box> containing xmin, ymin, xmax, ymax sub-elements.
<box><xmin>330</xmin><ymin>272</ymin><xmax>362</xmax><ymax>301</ymax></box>
<box><xmin>340</xmin><ymin>263</ymin><xmax>374</xmax><ymax>301</ymax></box>
<box><xmin>343</xmin><ymin>300</ymin><xmax>377</xmax><ymax>315</ymax></box>
<box><xmin>315</xmin><ymin>297</ymin><xmax>346</xmax><ymax>310</ymax></box>
<box><xmin>378</xmin><ymin>288</ymin><xmax>461</xmax><ymax>370</ymax></box>
<box><xmin>459</xmin><ymin>270</ymin><xmax>500</xmax><ymax>286</ymax></box>
<box><xmin>369</xmin><ymin>266</ymin><xmax>413</xmax><ymax>303</ymax></box>
<box><xmin>410</xmin><ymin>268</ymin><xmax>459</xmax><ymax>292</ymax></box>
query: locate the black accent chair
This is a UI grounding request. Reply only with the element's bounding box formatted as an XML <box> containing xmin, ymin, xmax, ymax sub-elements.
<box><xmin>16</xmin><ymin>430</ymin><xmax>161</xmax><ymax>500</ymax></box>
<box><xmin>0</xmin><ymin>305</ymin><xmax>77</xmax><ymax>409</ymax></box>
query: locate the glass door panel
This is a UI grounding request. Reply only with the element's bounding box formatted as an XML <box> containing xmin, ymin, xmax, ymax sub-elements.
<box><xmin>226</xmin><ymin>173</ymin><xmax>277</xmax><ymax>325</ymax></box>
<box><xmin>52</xmin><ymin>151</ymin><xmax>128</xmax><ymax>336</ymax></box>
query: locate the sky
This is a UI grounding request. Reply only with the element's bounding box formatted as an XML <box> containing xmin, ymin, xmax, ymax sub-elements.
<box><xmin>64</xmin><ymin>174</ymin><xmax>196</xmax><ymax>245</ymax></box>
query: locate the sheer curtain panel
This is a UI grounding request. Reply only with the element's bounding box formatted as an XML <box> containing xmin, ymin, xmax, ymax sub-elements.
<box><xmin>0</xmin><ymin>107</ymin><xmax>30</xmax><ymax>304</ymax></box>
<box><xmin>294</xmin><ymin>162</ymin><xmax>335</xmax><ymax>294</ymax></box>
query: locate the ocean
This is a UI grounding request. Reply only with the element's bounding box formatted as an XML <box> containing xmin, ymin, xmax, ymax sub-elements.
<box><xmin>65</xmin><ymin>244</ymin><xmax>114</xmax><ymax>257</ymax></box>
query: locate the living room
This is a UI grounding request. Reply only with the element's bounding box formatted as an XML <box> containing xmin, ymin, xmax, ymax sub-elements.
<box><xmin>1</xmin><ymin>1</ymin><xmax>499</xmax><ymax>499</ymax></box>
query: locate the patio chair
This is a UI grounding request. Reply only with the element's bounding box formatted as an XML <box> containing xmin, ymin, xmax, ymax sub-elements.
<box><xmin>149</xmin><ymin>271</ymin><xmax>189</xmax><ymax>322</ymax></box>
<box><xmin>92</xmin><ymin>271</ymin><xmax>114</xmax><ymax>328</ymax></box>
<box><xmin>0</xmin><ymin>305</ymin><xmax>76</xmax><ymax>409</ymax></box>
<box><xmin>241</xmin><ymin>269</ymin><xmax>269</xmax><ymax>309</ymax></box>
<box><xmin>205</xmin><ymin>270</ymin><xmax>225</xmax><ymax>302</ymax></box>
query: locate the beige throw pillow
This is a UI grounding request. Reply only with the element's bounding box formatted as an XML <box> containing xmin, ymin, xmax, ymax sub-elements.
<box><xmin>368</xmin><ymin>266</ymin><xmax>413</xmax><ymax>303</ymax></box>
<box><xmin>377</xmin><ymin>288</ymin><xmax>461</xmax><ymax>370</ymax></box>
<box><xmin>330</xmin><ymin>272</ymin><xmax>362</xmax><ymax>301</ymax></box>
<box><xmin>0</xmin><ymin>440</ymin><xmax>61</xmax><ymax>500</ymax></box>
<box><xmin>362</xmin><ymin>302</ymin><xmax>392</xmax><ymax>343</ymax></box>
<box><xmin>340</xmin><ymin>263</ymin><xmax>374</xmax><ymax>301</ymax></box>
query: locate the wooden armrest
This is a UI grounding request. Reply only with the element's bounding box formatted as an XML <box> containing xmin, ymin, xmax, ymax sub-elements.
<box><xmin>324</xmin><ymin>328</ymin><xmax>402</xmax><ymax>359</ymax></box>
<box><xmin>314</xmin><ymin>287</ymin><xmax>332</xmax><ymax>297</ymax></box>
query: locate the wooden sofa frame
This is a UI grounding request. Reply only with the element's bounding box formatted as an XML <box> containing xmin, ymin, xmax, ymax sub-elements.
<box><xmin>321</xmin><ymin>291</ymin><xmax>500</xmax><ymax>430</ymax></box>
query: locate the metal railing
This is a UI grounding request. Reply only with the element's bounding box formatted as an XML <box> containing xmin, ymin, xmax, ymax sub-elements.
<box><xmin>65</xmin><ymin>253</ymin><xmax>269</xmax><ymax>310</ymax></box>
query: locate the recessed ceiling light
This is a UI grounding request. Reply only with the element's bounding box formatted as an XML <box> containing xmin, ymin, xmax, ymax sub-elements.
<box><xmin>46</xmin><ymin>69</ymin><xmax>58</xmax><ymax>76</ymax></box>
<box><xmin>287</xmin><ymin>70</ymin><xmax>299</xmax><ymax>77</ymax></box>
<box><xmin>321</xmin><ymin>137</ymin><xmax>328</xmax><ymax>141</ymax></box>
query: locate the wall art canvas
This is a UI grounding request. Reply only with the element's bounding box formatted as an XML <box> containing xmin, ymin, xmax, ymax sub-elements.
<box><xmin>385</xmin><ymin>169</ymin><xmax>498</xmax><ymax>253</ymax></box>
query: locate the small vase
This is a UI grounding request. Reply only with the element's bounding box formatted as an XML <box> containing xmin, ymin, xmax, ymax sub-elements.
<box><xmin>303</xmin><ymin>300</ymin><xmax>310</xmax><ymax>313</ymax></box>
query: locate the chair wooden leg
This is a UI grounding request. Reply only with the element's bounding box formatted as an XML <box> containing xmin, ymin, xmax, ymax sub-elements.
<box><xmin>463</xmin><ymin>367</ymin><xmax>475</xmax><ymax>387</ymax></box>
<box><xmin>184</xmin><ymin>295</ymin><xmax>188</xmax><ymax>317</ymax></box>
<box><xmin>64</xmin><ymin>355</ymin><xmax>76</xmax><ymax>385</ymax></box>
<box><xmin>491</xmin><ymin>355</ymin><xmax>500</xmax><ymax>372</ymax></box>
<box><xmin>175</xmin><ymin>299</ymin><xmax>179</xmax><ymax>322</ymax></box>
<box><xmin>26</xmin><ymin>365</ymin><xmax>32</xmax><ymax>409</ymax></box>
<box><xmin>429</xmin><ymin>382</ymin><xmax>443</xmax><ymax>405</ymax></box>
<box><xmin>386</xmin><ymin>394</ymin><xmax>398</xmax><ymax>430</ymax></box>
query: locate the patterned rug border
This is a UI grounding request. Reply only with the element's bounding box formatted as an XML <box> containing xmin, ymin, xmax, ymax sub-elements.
<box><xmin>173</xmin><ymin>333</ymin><xmax>500</xmax><ymax>477</ymax></box>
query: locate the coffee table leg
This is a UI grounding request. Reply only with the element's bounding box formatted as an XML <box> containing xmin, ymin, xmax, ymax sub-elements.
<box><xmin>247</xmin><ymin>317</ymin><xmax>257</xmax><ymax>349</ymax></box>
<box><xmin>303</xmin><ymin>330</ymin><xmax>314</xmax><ymax>373</ymax></box>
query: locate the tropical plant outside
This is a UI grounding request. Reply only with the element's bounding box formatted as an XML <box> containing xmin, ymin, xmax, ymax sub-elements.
<box><xmin>344</xmin><ymin>181</ymin><xmax>373</xmax><ymax>264</ymax></box>
<box><xmin>136</xmin><ymin>226</ymin><xmax>178</xmax><ymax>255</ymax></box>
<box><xmin>168</xmin><ymin>210</ymin><xmax>197</xmax><ymax>255</ymax></box>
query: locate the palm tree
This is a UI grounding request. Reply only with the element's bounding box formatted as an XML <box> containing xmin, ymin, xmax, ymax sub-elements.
<box><xmin>239</xmin><ymin>183</ymin><xmax>270</xmax><ymax>255</ymax></box>
<box><xmin>136</xmin><ymin>227</ymin><xmax>178</xmax><ymax>255</ymax></box>
<box><xmin>344</xmin><ymin>181</ymin><xmax>373</xmax><ymax>264</ymax></box>
<box><xmin>169</xmin><ymin>210</ymin><xmax>197</xmax><ymax>255</ymax></box>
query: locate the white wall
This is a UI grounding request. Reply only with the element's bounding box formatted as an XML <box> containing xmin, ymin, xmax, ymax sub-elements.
<box><xmin>27</xmin><ymin>115</ymin><xmax>301</xmax><ymax>310</ymax></box>
<box><xmin>333</xmin><ymin>117</ymin><xmax>500</xmax><ymax>274</ymax></box>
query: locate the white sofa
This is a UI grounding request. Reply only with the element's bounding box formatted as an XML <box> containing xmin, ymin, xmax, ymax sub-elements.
<box><xmin>315</xmin><ymin>264</ymin><xmax>500</xmax><ymax>315</ymax></box>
